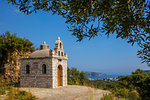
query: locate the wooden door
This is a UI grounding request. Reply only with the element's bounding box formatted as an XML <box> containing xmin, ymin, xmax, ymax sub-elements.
<box><xmin>57</xmin><ymin>67</ymin><xmax>60</xmax><ymax>86</ymax></box>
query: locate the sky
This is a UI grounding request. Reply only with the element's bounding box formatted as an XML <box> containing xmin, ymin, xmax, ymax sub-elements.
<box><xmin>0</xmin><ymin>1</ymin><xmax>149</xmax><ymax>75</ymax></box>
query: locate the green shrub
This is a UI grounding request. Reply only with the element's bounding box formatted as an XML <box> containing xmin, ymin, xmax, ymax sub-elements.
<box><xmin>0</xmin><ymin>88</ymin><xmax>5</xmax><ymax>95</ymax></box>
<box><xmin>112</xmin><ymin>88</ymin><xmax>140</xmax><ymax>100</ymax></box>
<box><xmin>7</xmin><ymin>87</ymin><xmax>35</xmax><ymax>100</ymax></box>
<box><xmin>0</xmin><ymin>82</ymin><xmax>12</xmax><ymax>95</ymax></box>
<box><xmin>18</xmin><ymin>90</ymin><xmax>27</xmax><ymax>96</ymax></box>
<box><xmin>119</xmin><ymin>98</ymin><xmax>128</xmax><ymax>100</ymax></box>
<box><xmin>67</xmin><ymin>67</ymin><xmax>88</xmax><ymax>85</ymax></box>
<box><xmin>116</xmin><ymin>69</ymin><xmax>150</xmax><ymax>100</ymax></box>
<box><xmin>128</xmin><ymin>90</ymin><xmax>139</xmax><ymax>100</ymax></box>
<box><xmin>101</xmin><ymin>94</ymin><xmax>116</xmax><ymax>100</ymax></box>
<box><xmin>101</xmin><ymin>94</ymin><xmax>130</xmax><ymax>100</ymax></box>
<box><xmin>113</xmin><ymin>88</ymin><xmax>129</xmax><ymax>98</ymax></box>
<box><xmin>0</xmin><ymin>82</ymin><xmax>35</xmax><ymax>100</ymax></box>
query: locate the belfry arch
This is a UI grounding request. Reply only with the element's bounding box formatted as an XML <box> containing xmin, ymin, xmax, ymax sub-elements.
<box><xmin>57</xmin><ymin>65</ymin><xmax>63</xmax><ymax>86</ymax></box>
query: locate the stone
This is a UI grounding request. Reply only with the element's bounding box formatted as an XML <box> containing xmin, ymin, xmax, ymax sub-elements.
<box><xmin>20</xmin><ymin>37</ymin><xmax>68</xmax><ymax>88</ymax></box>
<box><xmin>3</xmin><ymin>51</ymin><xmax>31</xmax><ymax>83</ymax></box>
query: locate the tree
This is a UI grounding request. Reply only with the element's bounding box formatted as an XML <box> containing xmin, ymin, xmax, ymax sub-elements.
<box><xmin>8</xmin><ymin>0</ymin><xmax>150</xmax><ymax>64</ymax></box>
<box><xmin>0</xmin><ymin>32</ymin><xmax>35</xmax><ymax>74</ymax></box>
<box><xmin>117</xmin><ymin>69</ymin><xmax>150</xmax><ymax>100</ymax></box>
<box><xmin>70</xmin><ymin>67</ymin><xmax>80</xmax><ymax>84</ymax></box>
<box><xmin>67</xmin><ymin>67</ymin><xmax>88</xmax><ymax>85</ymax></box>
<box><xmin>79</xmin><ymin>71</ymin><xmax>88</xmax><ymax>85</ymax></box>
<box><xmin>67</xmin><ymin>67</ymin><xmax>71</xmax><ymax>84</ymax></box>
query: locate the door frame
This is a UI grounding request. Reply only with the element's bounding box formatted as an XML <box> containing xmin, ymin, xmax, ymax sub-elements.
<box><xmin>57</xmin><ymin>65</ymin><xmax>63</xmax><ymax>86</ymax></box>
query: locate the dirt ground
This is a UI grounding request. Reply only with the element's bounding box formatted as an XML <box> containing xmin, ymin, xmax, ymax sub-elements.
<box><xmin>20</xmin><ymin>85</ymin><xmax>110</xmax><ymax>100</ymax></box>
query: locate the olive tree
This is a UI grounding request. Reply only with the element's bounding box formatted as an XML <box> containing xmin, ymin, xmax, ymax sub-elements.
<box><xmin>8</xmin><ymin>0</ymin><xmax>150</xmax><ymax>64</ymax></box>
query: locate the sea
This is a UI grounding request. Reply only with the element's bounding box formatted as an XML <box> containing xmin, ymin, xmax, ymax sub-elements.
<box><xmin>86</xmin><ymin>74</ymin><xmax>123</xmax><ymax>79</ymax></box>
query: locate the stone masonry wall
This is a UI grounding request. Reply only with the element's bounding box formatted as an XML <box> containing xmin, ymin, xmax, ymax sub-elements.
<box><xmin>20</xmin><ymin>58</ymin><xmax>53</xmax><ymax>88</ymax></box>
<box><xmin>52</xmin><ymin>57</ymin><xmax>67</xmax><ymax>88</ymax></box>
<box><xmin>4</xmin><ymin>51</ymin><xmax>31</xmax><ymax>83</ymax></box>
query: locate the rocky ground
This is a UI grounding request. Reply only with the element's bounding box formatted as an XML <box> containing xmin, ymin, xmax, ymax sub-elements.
<box><xmin>20</xmin><ymin>85</ymin><xmax>110</xmax><ymax>100</ymax></box>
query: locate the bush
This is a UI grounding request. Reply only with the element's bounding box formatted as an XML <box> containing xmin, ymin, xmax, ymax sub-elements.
<box><xmin>0</xmin><ymin>82</ymin><xmax>35</xmax><ymax>100</ymax></box>
<box><xmin>116</xmin><ymin>69</ymin><xmax>150</xmax><ymax>100</ymax></box>
<box><xmin>113</xmin><ymin>88</ymin><xmax>129</xmax><ymax>98</ymax></box>
<box><xmin>0</xmin><ymin>88</ymin><xmax>5</xmax><ymax>95</ymax></box>
<box><xmin>0</xmin><ymin>82</ymin><xmax>12</xmax><ymax>95</ymax></box>
<box><xmin>128</xmin><ymin>90</ymin><xmax>139</xmax><ymax>100</ymax></box>
<box><xmin>101</xmin><ymin>94</ymin><xmax>117</xmax><ymax>100</ymax></box>
<box><xmin>67</xmin><ymin>67</ymin><xmax>88</xmax><ymax>85</ymax></box>
<box><xmin>101</xmin><ymin>93</ymin><xmax>138</xmax><ymax>100</ymax></box>
<box><xmin>7</xmin><ymin>87</ymin><xmax>35</xmax><ymax>100</ymax></box>
<box><xmin>112</xmin><ymin>88</ymin><xmax>139</xmax><ymax>100</ymax></box>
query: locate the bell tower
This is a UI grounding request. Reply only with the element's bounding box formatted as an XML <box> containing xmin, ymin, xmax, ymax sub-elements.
<box><xmin>54</xmin><ymin>37</ymin><xmax>64</xmax><ymax>56</ymax></box>
<box><xmin>52</xmin><ymin>37</ymin><xmax>68</xmax><ymax>88</ymax></box>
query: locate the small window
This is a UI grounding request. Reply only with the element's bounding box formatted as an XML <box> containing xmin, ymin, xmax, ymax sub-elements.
<box><xmin>58</xmin><ymin>59</ymin><xmax>62</xmax><ymax>62</ymax></box>
<box><xmin>60</xmin><ymin>43</ymin><xmax>62</xmax><ymax>48</ymax></box>
<box><xmin>58</xmin><ymin>51</ymin><xmax>60</xmax><ymax>56</ymax></box>
<box><xmin>26</xmin><ymin>65</ymin><xmax>30</xmax><ymax>74</ymax></box>
<box><xmin>61</xmin><ymin>52</ymin><xmax>63</xmax><ymax>56</ymax></box>
<box><xmin>42</xmin><ymin>64</ymin><xmax>46</xmax><ymax>74</ymax></box>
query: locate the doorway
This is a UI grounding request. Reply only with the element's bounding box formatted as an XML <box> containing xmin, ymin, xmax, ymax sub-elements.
<box><xmin>57</xmin><ymin>65</ymin><xmax>63</xmax><ymax>86</ymax></box>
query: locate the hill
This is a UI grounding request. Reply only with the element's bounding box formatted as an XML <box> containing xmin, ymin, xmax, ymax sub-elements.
<box><xmin>144</xmin><ymin>70</ymin><xmax>150</xmax><ymax>73</ymax></box>
<box><xmin>84</xmin><ymin>71</ymin><xmax>106</xmax><ymax>77</ymax></box>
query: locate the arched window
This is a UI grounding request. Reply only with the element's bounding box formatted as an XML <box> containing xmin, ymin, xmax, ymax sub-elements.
<box><xmin>26</xmin><ymin>65</ymin><xmax>30</xmax><ymax>74</ymax></box>
<box><xmin>42</xmin><ymin>64</ymin><xmax>46</xmax><ymax>74</ymax></box>
<box><xmin>58</xmin><ymin>51</ymin><xmax>60</xmax><ymax>56</ymax></box>
<box><xmin>55</xmin><ymin>44</ymin><xmax>58</xmax><ymax>48</ymax></box>
<box><xmin>61</xmin><ymin>52</ymin><xmax>63</xmax><ymax>56</ymax></box>
<box><xmin>60</xmin><ymin>43</ymin><xmax>62</xmax><ymax>48</ymax></box>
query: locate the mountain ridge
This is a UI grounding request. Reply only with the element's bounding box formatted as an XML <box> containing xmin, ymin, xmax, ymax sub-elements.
<box><xmin>84</xmin><ymin>71</ymin><xmax>107</xmax><ymax>77</ymax></box>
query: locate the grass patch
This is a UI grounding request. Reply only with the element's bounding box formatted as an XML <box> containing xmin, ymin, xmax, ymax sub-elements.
<box><xmin>7</xmin><ymin>87</ymin><xmax>35</xmax><ymax>100</ymax></box>
<box><xmin>0</xmin><ymin>82</ymin><xmax>35</xmax><ymax>100</ymax></box>
<box><xmin>101</xmin><ymin>94</ymin><xmax>129</xmax><ymax>100</ymax></box>
<box><xmin>0</xmin><ymin>82</ymin><xmax>12</xmax><ymax>95</ymax></box>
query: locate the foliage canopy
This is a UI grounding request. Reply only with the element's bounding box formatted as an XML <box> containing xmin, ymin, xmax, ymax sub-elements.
<box><xmin>115</xmin><ymin>69</ymin><xmax>150</xmax><ymax>100</ymax></box>
<box><xmin>67</xmin><ymin>67</ymin><xmax>88</xmax><ymax>85</ymax></box>
<box><xmin>8</xmin><ymin>0</ymin><xmax>150</xmax><ymax>64</ymax></box>
<box><xmin>0</xmin><ymin>32</ymin><xmax>35</xmax><ymax>73</ymax></box>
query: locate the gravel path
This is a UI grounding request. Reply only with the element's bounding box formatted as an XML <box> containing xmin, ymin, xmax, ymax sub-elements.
<box><xmin>20</xmin><ymin>85</ymin><xmax>110</xmax><ymax>100</ymax></box>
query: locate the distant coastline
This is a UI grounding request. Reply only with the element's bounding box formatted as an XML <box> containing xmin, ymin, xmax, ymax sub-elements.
<box><xmin>84</xmin><ymin>71</ymin><xmax>122</xmax><ymax>79</ymax></box>
<box><xmin>85</xmin><ymin>70</ymin><xmax>150</xmax><ymax>79</ymax></box>
<box><xmin>86</xmin><ymin>74</ymin><xmax>121</xmax><ymax>79</ymax></box>
<box><xmin>144</xmin><ymin>70</ymin><xmax>150</xmax><ymax>73</ymax></box>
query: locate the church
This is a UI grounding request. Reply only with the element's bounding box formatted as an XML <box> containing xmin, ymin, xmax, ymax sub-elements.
<box><xmin>20</xmin><ymin>37</ymin><xmax>67</xmax><ymax>88</ymax></box>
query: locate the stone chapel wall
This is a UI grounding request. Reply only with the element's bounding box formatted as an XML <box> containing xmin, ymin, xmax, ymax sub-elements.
<box><xmin>20</xmin><ymin>58</ymin><xmax>53</xmax><ymax>88</ymax></box>
<box><xmin>52</xmin><ymin>57</ymin><xmax>67</xmax><ymax>88</ymax></box>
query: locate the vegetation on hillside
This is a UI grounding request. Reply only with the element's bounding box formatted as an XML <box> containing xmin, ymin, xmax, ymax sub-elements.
<box><xmin>0</xmin><ymin>32</ymin><xmax>35</xmax><ymax>68</ymax></box>
<box><xmin>0</xmin><ymin>77</ymin><xmax>35</xmax><ymax>100</ymax></box>
<box><xmin>67</xmin><ymin>67</ymin><xmax>88</xmax><ymax>85</ymax></box>
<box><xmin>0</xmin><ymin>32</ymin><xmax>35</xmax><ymax>82</ymax></box>
<box><xmin>0</xmin><ymin>83</ymin><xmax>35</xmax><ymax>100</ymax></box>
<box><xmin>68</xmin><ymin>68</ymin><xmax>150</xmax><ymax>100</ymax></box>
<box><xmin>101</xmin><ymin>69</ymin><xmax>150</xmax><ymax>100</ymax></box>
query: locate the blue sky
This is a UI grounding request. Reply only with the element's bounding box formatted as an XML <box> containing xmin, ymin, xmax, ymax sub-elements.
<box><xmin>0</xmin><ymin>1</ymin><xmax>149</xmax><ymax>75</ymax></box>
